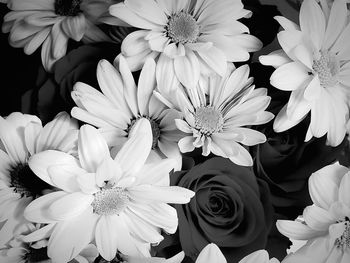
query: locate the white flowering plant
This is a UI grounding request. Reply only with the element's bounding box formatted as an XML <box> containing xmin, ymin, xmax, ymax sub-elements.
<box><xmin>0</xmin><ymin>0</ymin><xmax>349</xmax><ymax>263</ymax></box>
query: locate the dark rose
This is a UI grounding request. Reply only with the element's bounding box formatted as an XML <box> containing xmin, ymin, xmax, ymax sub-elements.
<box><xmin>170</xmin><ymin>157</ymin><xmax>273</xmax><ymax>262</ymax></box>
<box><xmin>248</xmin><ymin>63</ymin><xmax>347</xmax><ymax>218</ymax></box>
<box><xmin>21</xmin><ymin>42</ymin><xmax>120</xmax><ymax>124</ymax></box>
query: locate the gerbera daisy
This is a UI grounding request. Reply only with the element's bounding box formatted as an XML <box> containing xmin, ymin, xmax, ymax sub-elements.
<box><xmin>0</xmin><ymin>112</ymin><xmax>78</xmax><ymax>248</ymax></box>
<box><xmin>108</xmin><ymin>0</ymin><xmax>262</xmax><ymax>88</ymax></box>
<box><xmin>24</xmin><ymin>120</ymin><xmax>194</xmax><ymax>262</ymax></box>
<box><xmin>259</xmin><ymin>0</ymin><xmax>350</xmax><ymax>147</ymax></box>
<box><xmin>2</xmin><ymin>0</ymin><xmax>115</xmax><ymax>71</ymax></box>
<box><xmin>277</xmin><ymin>162</ymin><xmax>350</xmax><ymax>263</ymax></box>
<box><xmin>71</xmin><ymin>56</ymin><xmax>184</xmax><ymax>169</ymax></box>
<box><xmin>172</xmin><ymin>64</ymin><xmax>274</xmax><ymax>166</ymax></box>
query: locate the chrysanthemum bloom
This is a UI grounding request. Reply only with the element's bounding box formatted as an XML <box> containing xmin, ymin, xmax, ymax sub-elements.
<box><xmin>2</xmin><ymin>0</ymin><xmax>115</xmax><ymax>71</ymax></box>
<box><xmin>259</xmin><ymin>0</ymin><xmax>350</xmax><ymax>147</ymax></box>
<box><xmin>0</xmin><ymin>223</ymin><xmax>99</xmax><ymax>263</ymax></box>
<box><xmin>24</xmin><ymin>120</ymin><xmax>194</xmax><ymax>262</ymax></box>
<box><xmin>0</xmin><ymin>112</ymin><xmax>78</xmax><ymax>248</ymax></box>
<box><xmin>172</xmin><ymin>64</ymin><xmax>274</xmax><ymax>166</ymax></box>
<box><xmin>108</xmin><ymin>0</ymin><xmax>262</xmax><ymax>88</ymax></box>
<box><xmin>194</xmin><ymin>243</ymin><xmax>279</xmax><ymax>263</ymax></box>
<box><xmin>71</xmin><ymin>57</ymin><xmax>184</xmax><ymax>169</ymax></box>
<box><xmin>108</xmin><ymin>251</ymin><xmax>185</xmax><ymax>263</ymax></box>
<box><xmin>277</xmin><ymin>162</ymin><xmax>350</xmax><ymax>262</ymax></box>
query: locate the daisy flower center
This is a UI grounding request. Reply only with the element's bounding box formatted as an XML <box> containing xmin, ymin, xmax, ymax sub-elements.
<box><xmin>92</xmin><ymin>187</ymin><xmax>129</xmax><ymax>216</ymax></box>
<box><xmin>166</xmin><ymin>12</ymin><xmax>200</xmax><ymax>44</ymax></box>
<box><xmin>23</xmin><ymin>247</ymin><xmax>49</xmax><ymax>263</ymax></box>
<box><xmin>312</xmin><ymin>51</ymin><xmax>340</xmax><ymax>88</ymax></box>
<box><xmin>335</xmin><ymin>221</ymin><xmax>350</xmax><ymax>251</ymax></box>
<box><xmin>129</xmin><ymin>117</ymin><xmax>161</xmax><ymax>149</ymax></box>
<box><xmin>10</xmin><ymin>163</ymin><xmax>51</xmax><ymax>198</ymax></box>
<box><xmin>55</xmin><ymin>0</ymin><xmax>82</xmax><ymax>16</ymax></box>
<box><xmin>194</xmin><ymin>106</ymin><xmax>224</xmax><ymax>136</ymax></box>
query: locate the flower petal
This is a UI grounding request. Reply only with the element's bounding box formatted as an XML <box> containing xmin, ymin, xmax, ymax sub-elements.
<box><xmin>95</xmin><ymin>215</ymin><xmax>118</xmax><ymax>261</ymax></box>
<box><xmin>115</xmin><ymin>118</ymin><xmax>152</xmax><ymax>176</ymax></box>
<box><xmin>196</xmin><ymin>243</ymin><xmax>226</xmax><ymax>263</ymax></box>
<box><xmin>78</xmin><ymin>125</ymin><xmax>109</xmax><ymax>173</ymax></box>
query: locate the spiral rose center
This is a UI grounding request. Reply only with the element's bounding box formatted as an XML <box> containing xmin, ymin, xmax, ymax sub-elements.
<box><xmin>312</xmin><ymin>51</ymin><xmax>339</xmax><ymax>88</ymax></box>
<box><xmin>10</xmin><ymin>163</ymin><xmax>51</xmax><ymax>198</ymax></box>
<box><xmin>166</xmin><ymin>12</ymin><xmax>199</xmax><ymax>44</ymax></box>
<box><xmin>194</xmin><ymin>106</ymin><xmax>224</xmax><ymax>136</ymax></box>
<box><xmin>92</xmin><ymin>187</ymin><xmax>129</xmax><ymax>215</ymax></box>
<box><xmin>55</xmin><ymin>0</ymin><xmax>82</xmax><ymax>16</ymax></box>
<box><xmin>335</xmin><ymin>221</ymin><xmax>350</xmax><ymax>251</ymax></box>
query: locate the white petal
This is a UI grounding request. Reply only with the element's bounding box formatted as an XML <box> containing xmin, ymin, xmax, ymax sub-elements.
<box><xmin>196</xmin><ymin>46</ymin><xmax>227</xmax><ymax>76</ymax></box>
<box><xmin>309</xmin><ymin>163</ymin><xmax>348</xmax><ymax>210</ymax></box>
<box><xmin>174</xmin><ymin>49</ymin><xmax>200</xmax><ymax>89</ymax></box>
<box><xmin>78</xmin><ymin>125</ymin><xmax>109</xmax><ymax>173</ymax></box>
<box><xmin>259</xmin><ymin>49</ymin><xmax>291</xmax><ymax>68</ymax></box>
<box><xmin>178</xmin><ymin>136</ymin><xmax>195</xmax><ymax>153</ymax></box>
<box><xmin>60</xmin><ymin>14</ymin><xmax>86</xmax><ymax>42</ymax></box>
<box><xmin>118</xmin><ymin>56</ymin><xmax>139</xmax><ymax>116</ymax></box>
<box><xmin>129</xmin><ymin>185</ymin><xmax>194</xmax><ymax>204</ymax></box>
<box><xmin>303</xmin><ymin>205</ymin><xmax>336</xmax><ymax>231</ymax></box>
<box><xmin>299</xmin><ymin>0</ymin><xmax>325</xmax><ymax>51</ymax></box>
<box><xmin>109</xmin><ymin>3</ymin><xmax>159</xmax><ymax>29</ymax></box>
<box><xmin>273</xmin><ymin>104</ymin><xmax>306</xmax><ymax>133</ymax></box>
<box><xmin>137</xmin><ymin>57</ymin><xmax>156</xmax><ymax>116</ymax></box>
<box><xmin>48</xmin><ymin>164</ymin><xmax>84</xmax><ymax>192</ymax></box>
<box><xmin>121</xmin><ymin>30</ymin><xmax>150</xmax><ymax>56</ymax></box>
<box><xmin>270</xmin><ymin>62</ymin><xmax>310</xmax><ymax>91</ymax></box>
<box><xmin>48</xmin><ymin>207</ymin><xmax>98</xmax><ymax>263</ymax></box>
<box><xmin>338</xmin><ymin>171</ymin><xmax>350</xmax><ymax>208</ymax></box>
<box><xmin>95</xmin><ymin>215</ymin><xmax>118</xmax><ymax>261</ymax></box>
<box><xmin>28</xmin><ymin>150</ymin><xmax>80</xmax><ymax>186</ymax></box>
<box><xmin>274</xmin><ymin>15</ymin><xmax>299</xmax><ymax>30</ymax></box>
<box><xmin>134</xmin><ymin>158</ymin><xmax>175</xmax><ymax>185</ymax></box>
<box><xmin>125</xmin><ymin>0</ymin><xmax>167</xmax><ymax>25</ymax></box>
<box><xmin>24</xmin><ymin>191</ymin><xmax>67</xmax><ymax>223</ymax></box>
<box><xmin>276</xmin><ymin>220</ymin><xmax>324</xmax><ymax>240</ymax></box>
<box><xmin>196</xmin><ymin>243</ymin><xmax>226</xmax><ymax>263</ymax></box>
<box><xmin>49</xmin><ymin>192</ymin><xmax>93</xmax><ymax>221</ymax></box>
<box><xmin>115</xmin><ymin>118</ymin><xmax>152</xmax><ymax>176</ymax></box>
<box><xmin>24</xmin><ymin>121</ymin><xmax>42</xmax><ymax>156</ymax></box>
<box><xmin>96</xmin><ymin>157</ymin><xmax>123</xmax><ymax>187</ymax></box>
<box><xmin>238</xmin><ymin>250</ymin><xmax>269</xmax><ymax>263</ymax></box>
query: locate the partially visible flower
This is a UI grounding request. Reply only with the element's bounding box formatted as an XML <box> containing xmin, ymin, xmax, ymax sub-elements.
<box><xmin>95</xmin><ymin>251</ymin><xmax>185</xmax><ymax>263</ymax></box>
<box><xmin>71</xmin><ymin>56</ymin><xmax>184</xmax><ymax>169</ymax></box>
<box><xmin>277</xmin><ymin>162</ymin><xmax>350</xmax><ymax>262</ymax></box>
<box><xmin>0</xmin><ymin>222</ymin><xmax>98</xmax><ymax>263</ymax></box>
<box><xmin>22</xmin><ymin>42</ymin><xmax>120</xmax><ymax>124</ymax></box>
<box><xmin>24</xmin><ymin>119</ymin><xmax>194</xmax><ymax>262</ymax></box>
<box><xmin>109</xmin><ymin>0</ymin><xmax>262</xmax><ymax>88</ymax></box>
<box><xmin>173</xmin><ymin>64</ymin><xmax>274</xmax><ymax>166</ymax></box>
<box><xmin>194</xmin><ymin>243</ymin><xmax>280</xmax><ymax>263</ymax></box>
<box><xmin>252</xmin><ymin>113</ymin><xmax>346</xmax><ymax>219</ymax></box>
<box><xmin>259</xmin><ymin>0</ymin><xmax>350</xmax><ymax>147</ymax></box>
<box><xmin>170</xmin><ymin>157</ymin><xmax>273</xmax><ymax>262</ymax></box>
<box><xmin>2</xmin><ymin>0</ymin><xmax>115</xmax><ymax>71</ymax></box>
<box><xmin>0</xmin><ymin>112</ymin><xmax>78</xmax><ymax>248</ymax></box>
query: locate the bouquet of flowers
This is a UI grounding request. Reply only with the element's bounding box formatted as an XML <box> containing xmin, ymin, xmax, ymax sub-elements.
<box><xmin>0</xmin><ymin>0</ymin><xmax>350</xmax><ymax>262</ymax></box>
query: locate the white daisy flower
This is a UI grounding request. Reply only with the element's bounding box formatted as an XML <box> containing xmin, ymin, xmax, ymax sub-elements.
<box><xmin>0</xmin><ymin>112</ymin><xmax>78</xmax><ymax>249</ymax></box>
<box><xmin>0</xmin><ymin>222</ymin><xmax>98</xmax><ymax>263</ymax></box>
<box><xmin>259</xmin><ymin>0</ymin><xmax>350</xmax><ymax>147</ymax></box>
<box><xmin>195</xmin><ymin>243</ymin><xmax>279</xmax><ymax>263</ymax></box>
<box><xmin>277</xmin><ymin>162</ymin><xmax>350</xmax><ymax>263</ymax></box>
<box><xmin>172</xmin><ymin>64</ymin><xmax>274</xmax><ymax>166</ymax></box>
<box><xmin>2</xmin><ymin>0</ymin><xmax>115</xmax><ymax>71</ymax></box>
<box><xmin>109</xmin><ymin>0</ymin><xmax>262</xmax><ymax>88</ymax></box>
<box><xmin>71</xmin><ymin>56</ymin><xmax>184</xmax><ymax>170</ymax></box>
<box><xmin>24</xmin><ymin>120</ymin><xmax>194</xmax><ymax>262</ymax></box>
<box><xmin>111</xmin><ymin>251</ymin><xmax>185</xmax><ymax>263</ymax></box>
